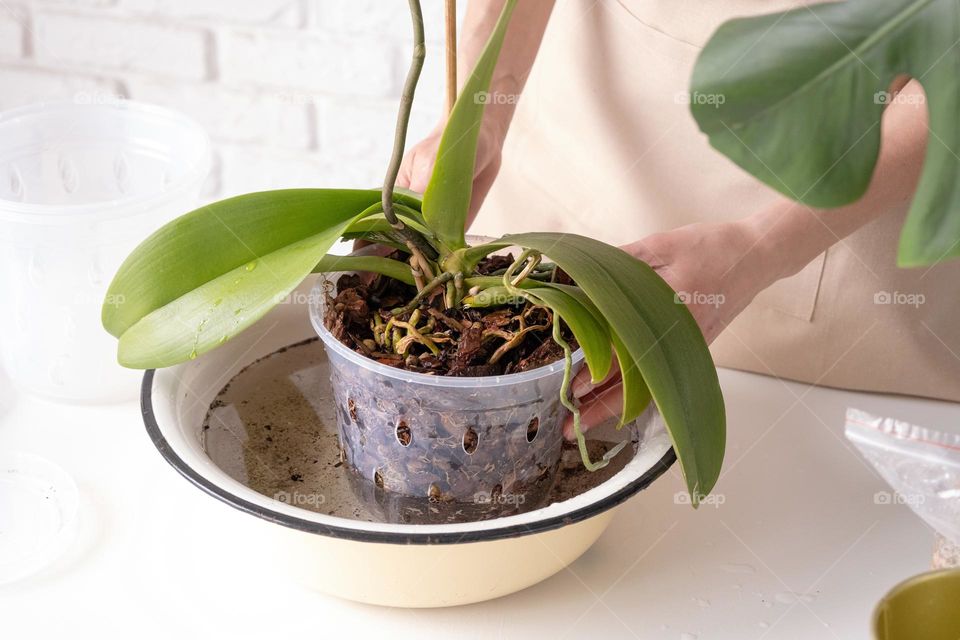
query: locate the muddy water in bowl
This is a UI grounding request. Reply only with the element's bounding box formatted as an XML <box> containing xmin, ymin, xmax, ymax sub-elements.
<box><xmin>201</xmin><ymin>338</ymin><xmax>636</xmax><ymax>525</ymax></box>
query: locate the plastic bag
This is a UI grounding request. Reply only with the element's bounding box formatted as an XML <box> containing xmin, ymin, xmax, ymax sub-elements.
<box><xmin>845</xmin><ymin>408</ymin><xmax>960</xmax><ymax>567</ymax></box>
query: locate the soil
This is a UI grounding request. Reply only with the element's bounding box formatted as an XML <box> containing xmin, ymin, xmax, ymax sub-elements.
<box><xmin>201</xmin><ymin>338</ymin><xmax>637</xmax><ymax>525</ymax></box>
<box><xmin>322</xmin><ymin>252</ymin><xmax>578</xmax><ymax>377</ymax></box>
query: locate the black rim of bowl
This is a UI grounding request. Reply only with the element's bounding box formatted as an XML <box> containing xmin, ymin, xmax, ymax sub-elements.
<box><xmin>142</xmin><ymin>369</ymin><xmax>677</xmax><ymax>545</ymax></box>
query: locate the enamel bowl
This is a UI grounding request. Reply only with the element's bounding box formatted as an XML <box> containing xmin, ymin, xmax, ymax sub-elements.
<box><xmin>142</xmin><ymin>279</ymin><xmax>676</xmax><ymax>607</ymax></box>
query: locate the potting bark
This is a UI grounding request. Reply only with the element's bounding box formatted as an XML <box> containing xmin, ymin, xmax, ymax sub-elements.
<box><xmin>322</xmin><ymin>254</ymin><xmax>576</xmax><ymax>376</ymax></box>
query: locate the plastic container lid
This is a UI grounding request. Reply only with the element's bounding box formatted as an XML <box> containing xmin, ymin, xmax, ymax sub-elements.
<box><xmin>0</xmin><ymin>452</ymin><xmax>79</xmax><ymax>585</ymax></box>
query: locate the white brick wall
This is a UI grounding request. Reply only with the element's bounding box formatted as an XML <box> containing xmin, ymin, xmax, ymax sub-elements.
<box><xmin>3</xmin><ymin>0</ymin><xmax>460</xmax><ymax>199</ymax></box>
<box><xmin>0</xmin><ymin>6</ymin><xmax>27</xmax><ymax>59</ymax></box>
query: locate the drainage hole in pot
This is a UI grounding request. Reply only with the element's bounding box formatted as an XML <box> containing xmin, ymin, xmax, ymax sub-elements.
<box><xmin>462</xmin><ymin>427</ymin><xmax>479</xmax><ymax>454</ymax></box>
<box><xmin>373</xmin><ymin>468</ymin><xmax>384</xmax><ymax>489</ymax></box>
<box><xmin>396</xmin><ymin>421</ymin><xmax>412</xmax><ymax>447</ymax></box>
<box><xmin>347</xmin><ymin>397</ymin><xmax>358</xmax><ymax>422</ymax></box>
<box><xmin>526</xmin><ymin>417</ymin><xmax>540</xmax><ymax>443</ymax></box>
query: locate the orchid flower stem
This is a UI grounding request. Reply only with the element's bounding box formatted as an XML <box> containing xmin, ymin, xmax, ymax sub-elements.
<box><xmin>382</xmin><ymin>0</ymin><xmax>424</xmax><ymax>229</ymax></box>
<box><xmin>380</xmin><ymin>0</ymin><xmax>438</xmax><ymax>261</ymax></box>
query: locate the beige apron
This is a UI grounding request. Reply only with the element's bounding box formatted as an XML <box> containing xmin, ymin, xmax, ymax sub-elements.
<box><xmin>473</xmin><ymin>0</ymin><xmax>960</xmax><ymax>402</ymax></box>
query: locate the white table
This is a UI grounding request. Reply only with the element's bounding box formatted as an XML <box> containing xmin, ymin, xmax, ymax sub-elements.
<box><xmin>1</xmin><ymin>367</ymin><xmax>950</xmax><ymax>639</ymax></box>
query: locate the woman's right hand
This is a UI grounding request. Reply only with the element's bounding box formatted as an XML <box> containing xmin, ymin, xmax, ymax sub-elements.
<box><xmin>396</xmin><ymin>121</ymin><xmax>504</xmax><ymax>228</ymax></box>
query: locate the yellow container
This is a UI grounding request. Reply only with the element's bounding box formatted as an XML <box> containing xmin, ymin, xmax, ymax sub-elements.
<box><xmin>873</xmin><ymin>569</ymin><xmax>960</xmax><ymax>639</ymax></box>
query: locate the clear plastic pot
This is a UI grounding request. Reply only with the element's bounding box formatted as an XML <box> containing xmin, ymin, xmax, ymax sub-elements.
<box><xmin>309</xmin><ymin>276</ymin><xmax>584</xmax><ymax>519</ymax></box>
<box><xmin>0</xmin><ymin>101</ymin><xmax>210</xmax><ymax>403</ymax></box>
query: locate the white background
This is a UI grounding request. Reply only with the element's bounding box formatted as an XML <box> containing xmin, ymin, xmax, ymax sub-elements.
<box><xmin>0</xmin><ymin>0</ymin><xmax>461</xmax><ymax>200</ymax></box>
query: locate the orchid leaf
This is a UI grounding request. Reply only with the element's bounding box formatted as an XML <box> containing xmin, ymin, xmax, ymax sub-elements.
<box><xmin>118</xmin><ymin>224</ymin><xmax>353</xmax><ymax>368</ymax></box>
<box><xmin>501</xmin><ymin>232</ymin><xmax>726</xmax><ymax>505</ymax></box>
<box><xmin>104</xmin><ymin>189</ymin><xmax>416</xmax><ymax>338</ymax></box>
<box><xmin>611</xmin><ymin>333</ymin><xmax>652</xmax><ymax>429</ymax></box>
<box><xmin>314</xmin><ymin>254</ymin><xmax>416</xmax><ymax>286</ymax></box>
<box><xmin>103</xmin><ymin>189</ymin><xmax>414</xmax><ymax>367</ymax></box>
<box><xmin>527</xmin><ymin>286</ymin><xmax>613</xmax><ymax>384</ymax></box>
<box><xmin>461</xmin><ymin>285</ymin><xmax>526</xmax><ymax>307</ymax></box>
<box><xmin>541</xmin><ymin>282</ymin><xmax>652</xmax><ymax>424</ymax></box>
<box><xmin>421</xmin><ymin>0</ymin><xmax>516</xmax><ymax>252</ymax></box>
<box><xmin>344</xmin><ymin>211</ymin><xmax>434</xmax><ymax>243</ymax></box>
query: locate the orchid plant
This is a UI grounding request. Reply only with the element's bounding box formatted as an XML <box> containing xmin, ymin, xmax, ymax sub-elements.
<box><xmin>102</xmin><ymin>0</ymin><xmax>726</xmax><ymax>506</ymax></box>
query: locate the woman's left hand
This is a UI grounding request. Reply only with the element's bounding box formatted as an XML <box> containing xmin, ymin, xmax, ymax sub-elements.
<box><xmin>563</xmin><ymin>217</ymin><xmax>779</xmax><ymax>439</ymax></box>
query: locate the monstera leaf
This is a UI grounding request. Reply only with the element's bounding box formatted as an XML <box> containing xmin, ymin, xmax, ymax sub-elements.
<box><xmin>690</xmin><ymin>0</ymin><xmax>960</xmax><ymax>266</ymax></box>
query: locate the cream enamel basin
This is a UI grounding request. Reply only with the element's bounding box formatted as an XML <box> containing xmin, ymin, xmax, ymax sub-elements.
<box><xmin>141</xmin><ymin>279</ymin><xmax>675</xmax><ymax>607</ymax></box>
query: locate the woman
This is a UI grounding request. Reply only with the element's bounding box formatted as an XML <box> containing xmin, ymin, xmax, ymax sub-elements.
<box><xmin>397</xmin><ymin>0</ymin><xmax>960</xmax><ymax>434</ymax></box>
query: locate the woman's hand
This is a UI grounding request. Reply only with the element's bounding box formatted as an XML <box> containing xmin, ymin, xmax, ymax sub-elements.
<box><xmin>563</xmin><ymin>217</ymin><xmax>780</xmax><ymax>439</ymax></box>
<box><xmin>395</xmin><ymin>122</ymin><xmax>504</xmax><ymax>228</ymax></box>
<box><xmin>622</xmin><ymin>220</ymin><xmax>777</xmax><ymax>343</ymax></box>
<box><xmin>564</xmin><ymin>77</ymin><xmax>930</xmax><ymax>439</ymax></box>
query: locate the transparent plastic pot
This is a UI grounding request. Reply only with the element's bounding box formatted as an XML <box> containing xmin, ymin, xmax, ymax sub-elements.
<box><xmin>309</xmin><ymin>275</ymin><xmax>585</xmax><ymax>520</ymax></box>
<box><xmin>0</xmin><ymin>100</ymin><xmax>210</xmax><ymax>403</ymax></box>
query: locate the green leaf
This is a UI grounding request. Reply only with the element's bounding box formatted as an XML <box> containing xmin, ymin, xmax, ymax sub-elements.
<box><xmin>461</xmin><ymin>285</ymin><xmax>526</xmax><ymax>307</ymax></box>
<box><xmin>502</xmin><ymin>232</ymin><xmax>726</xmax><ymax>505</ymax></box>
<box><xmin>611</xmin><ymin>333</ymin><xmax>652</xmax><ymax>429</ymax></box>
<box><xmin>540</xmin><ymin>282</ymin><xmax>651</xmax><ymax>424</ymax></box>
<box><xmin>690</xmin><ymin>0</ymin><xmax>960</xmax><ymax>266</ymax></box>
<box><xmin>314</xmin><ymin>254</ymin><xmax>416</xmax><ymax>286</ymax></box>
<box><xmin>393</xmin><ymin>186</ymin><xmax>423</xmax><ymax>206</ymax></box>
<box><xmin>339</xmin><ymin>230</ymin><xmax>409</xmax><ymax>254</ymax></box>
<box><xmin>118</xmin><ymin>224</ymin><xmax>352</xmax><ymax>368</ymax></box>
<box><xmin>104</xmin><ymin>189</ymin><xmax>391</xmax><ymax>338</ymax></box>
<box><xmin>527</xmin><ymin>286</ymin><xmax>613</xmax><ymax>384</ymax></box>
<box><xmin>421</xmin><ymin>0</ymin><xmax>516</xmax><ymax>252</ymax></box>
<box><xmin>344</xmin><ymin>209</ymin><xmax>434</xmax><ymax>242</ymax></box>
<box><xmin>462</xmin><ymin>276</ymin><xmax>645</xmax><ymax>430</ymax></box>
<box><xmin>465</xmin><ymin>282</ymin><xmax>614</xmax><ymax>382</ymax></box>
<box><xmin>103</xmin><ymin>189</ymin><xmax>412</xmax><ymax>367</ymax></box>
